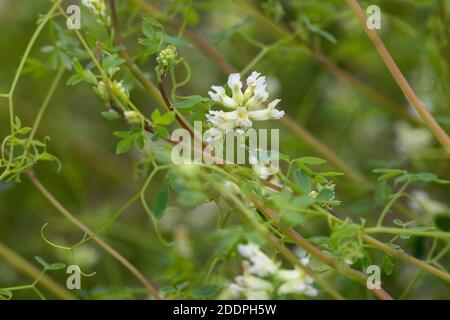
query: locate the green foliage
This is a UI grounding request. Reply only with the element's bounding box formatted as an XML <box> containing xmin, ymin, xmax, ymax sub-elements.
<box><xmin>1</xmin><ymin>0</ymin><xmax>449</xmax><ymax>301</ymax></box>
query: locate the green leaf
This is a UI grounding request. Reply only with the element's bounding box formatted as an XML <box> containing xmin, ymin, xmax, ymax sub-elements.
<box><xmin>281</xmin><ymin>211</ymin><xmax>304</xmax><ymax>227</ymax></box>
<box><xmin>393</xmin><ymin>219</ymin><xmax>404</xmax><ymax>227</ymax></box>
<box><xmin>414</xmin><ymin>172</ymin><xmax>438</xmax><ymax>182</ymax></box>
<box><xmin>101</xmin><ymin>109</ymin><xmax>120</xmax><ymax>121</ymax></box>
<box><xmin>161</xmin><ymin>33</ymin><xmax>192</xmax><ymax>47</ymax></box>
<box><xmin>173</xmin><ymin>95</ymin><xmax>208</xmax><ymax>110</ymax></box>
<box><xmin>48</xmin><ymin>263</ymin><xmax>66</xmax><ymax>271</ymax></box>
<box><xmin>373</xmin><ymin>168</ymin><xmax>405</xmax><ymax>181</ymax></box>
<box><xmin>154</xmin><ymin>125</ymin><xmax>169</xmax><ymax>139</ymax></box>
<box><xmin>294</xmin><ymin>169</ymin><xmax>310</xmax><ymax>192</ymax></box>
<box><xmin>152</xmin><ymin>181</ymin><xmax>169</xmax><ymax>220</ymax></box>
<box><xmin>316</xmin><ymin>188</ymin><xmax>334</xmax><ymax>202</ymax></box>
<box><xmin>116</xmin><ymin>137</ymin><xmax>134</xmax><ymax>155</ymax></box>
<box><xmin>210</xmin><ymin>16</ymin><xmax>252</xmax><ymax>44</ymax></box>
<box><xmin>35</xmin><ymin>256</ymin><xmax>50</xmax><ymax>269</ymax></box>
<box><xmin>102</xmin><ymin>55</ymin><xmax>125</xmax><ymax>76</ymax></box>
<box><xmin>292</xmin><ymin>195</ymin><xmax>315</xmax><ymax>208</ymax></box>
<box><xmin>192</xmin><ymin>284</ymin><xmax>220</xmax><ymax>298</ymax></box>
<box><xmin>296</xmin><ymin>157</ymin><xmax>327</xmax><ymax>165</ymax></box>
<box><xmin>17</xmin><ymin>127</ymin><xmax>32</xmax><ymax>135</ymax></box>
<box><xmin>382</xmin><ymin>255</ymin><xmax>394</xmax><ymax>276</ymax></box>
<box><xmin>159</xmin><ymin>112</ymin><xmax>176</xmax><ymax>126</ymax></box>
<box><xmin>0</xmin><ymin>289</ymin><xmax>12</xmax><ymax>300</ymax></box>
<box><xmin>135</xmin><ymin>133</ymin><xmax>147</xmax><ymax>150</ymax></box>
<box><xmin>142</xmin><ymin>17</ymin><xmax>163</xmax><ymax>32</ymax></box>
<box><xmin>66</xmin><ymin>74</ymin><xmax>83</xmax><ymax>85</ymax></box>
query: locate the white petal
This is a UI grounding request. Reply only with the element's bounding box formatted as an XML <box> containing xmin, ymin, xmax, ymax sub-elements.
<box><xmin>235</xmin><ymin>275</ymin><xmax>273</xmax><ymax>291</ymax></box>
<box><xmin>246</xmin><ymin>71</ymin><xmax>261</xmax><ymax>86</ymax></box>
<box><xmin>249</xmin><ymin>108</ymin><xmax>271</xmax><ymax>121</ymax></box>
<box><xmin>268</xmin><ymin>99</ymin><xmax>281</xmax><ymax>109</ymax></box>
<box><xmin>211</xmin><ymin>85</ymin><xmax>225</xmax><ymax>94</ymax></box>
<box><xmin>228</xmin><ymin>73</ymin><xmax>244</xmax><ymax>105</ymax></box>
<box><xmin>238</xmin><ymin>243</ymin><xmax>260</xmax><ymax>259</ymax></box>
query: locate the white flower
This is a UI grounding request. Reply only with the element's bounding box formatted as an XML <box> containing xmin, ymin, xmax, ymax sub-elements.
<box><xmin>204</xmin><ymin>127</ymin><xmax>223</xmax><ymax>144</ymax></box>
<box><xmin>246</xmin><ymin>290</ymin><xmax>271</xmax><ymax>300</ymax></box>
<box><xmin>235</xmin><ymin>275</ymin><xmax>273</xmax><ymax>291</ymax></box>
<box><xmin>229</xmin><ymin>283</ymin><xmax>244</xmax><ymax>298</ymax></box>
<box><xmin>228</xmin><ymin>73</ymin><xmax>244</xmax><ymax>105</ymax></box>
<box><xmin>238</xmin><ymin>243</ymin><xmax>279</xmax><ymax>277</ymax></box>
<box><xmin>81</xmin><ymin>0</ymin><xmax>110</xmax><ymax>26</ymax></box>
<box><xmin>208</xmin><ymin>86</ymin><xmax>236</xmax><ymax>108</ymax></box>
<box><xmin>278</xmin><ymin>280</ymin><xmax>318</xmax><ymax>296</ymax></box>
<box><xmin>395</xmin><ymin>121</ymin><xmax>432</xmax><ymax>155</ymax></box>
<box><xmin>230</xmin><ymin>274</ymin><xmax>273</xmax><ymax>300</ymax></box>
<box><xmin>275</xmin><ymin>269</ymin><xmax>304</xmax><ymax>282</ymax></box>
<box><xmin>248</xmin><ymin>99</ymin><xmax>284</xmax><ymax>121</ymax></box>
<box><xmin>238</xmin><ymin>243</ymin><xmax>260</xmax><ymax>259</ymax></box>
<box><xmin>235</xmin><ymin>107</ymin><xmax>253</xmax><ymax>128</ymax></box>
<box><xmin>249</xmin><ymin>154</ymin><xmax>279</xmax><ymax>180</ymax></box>
<box><xmin>207</xmin><ymin>72</ymin><xmax>284</xmax><ymax>131</ymax></box>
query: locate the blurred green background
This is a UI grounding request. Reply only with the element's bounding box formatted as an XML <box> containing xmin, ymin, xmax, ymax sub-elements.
<box><xmin>0</xmin><ymin>0</ymin><xmax>449</xmax><ymax>299</ymax></box>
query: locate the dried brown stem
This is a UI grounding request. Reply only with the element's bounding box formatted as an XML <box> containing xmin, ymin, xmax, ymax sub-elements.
<box><xmin>346</xmin><ymin>0</ymin><xmax>450</xmax><ymax>153</ymax></box>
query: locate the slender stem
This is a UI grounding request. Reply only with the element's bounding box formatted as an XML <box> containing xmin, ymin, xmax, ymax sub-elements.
<box><xmin>21</xmin><ymin>66</ymin><xmax>64</xmax><ymax>164</ymax></box>
<box><xmin>313</xmin><ymin>204</ymin><xmax>450</xmax><ymax>284</ymax></box>
<box><xmin>346</xmin><ymin>0</ymin><xmax>450</xmax><ymax>153</ymax></box>
<box><xmin>133</xmin><ymin>0</ymin><xmax>369</xmax><ymax>186</ymax></box>
<box><xmin>376</xmin><ymin>181</ymin><xmax>410</xmax><ymax>227</ymax></box>
<box><xmin>363</xmin><ymin>234</ymin><xmax>450</xmax><ymax>283</ymax></box>
<box><xmin>108</xmin><ymin>0</ymin><xmax>166</xmax><ymax>109</ymax></box>
<box><xmin>26</xmin><ymin>170</ymin><xmax>161</xmax><ymax>299</ymax></box>
<box><xmin>243</xmin><ymin>191</ymin><xmax>392</xmax><ymax>299</ymax></box>
<box><xmin>209</xmin><ymin>177</ymin><xmax>346</xmax><ymax>300</ymax></box>
<box><xmin>365</xmin><ymin>227</ymin><xmax>450</xmax><ymax>240</ymax></box>
<box><xmin>5</xmin><ymin>0</ymin><xmax>62</xmax><ymax>171</ymax></box>
<box><xmin>0</xmin><ymin>241</ymin><xmax>76</xmax><ymax>300</ymax></box>
<box><xmin>234</xmin><ymin>0</ymin><xmax>421</xmax><ymax>126</ymax></box>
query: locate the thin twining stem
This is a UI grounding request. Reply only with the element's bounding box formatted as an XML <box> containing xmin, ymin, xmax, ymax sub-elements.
<box><xmin>109</xmin><ymin>0</ymin><xmax>194</xmax><ymax>135</ymax></box>
<box><xmin>312</xmin><ymin>205</ymin><xmax>450</xmax><ymax>284</ymax></box>
<box><xmin>13</xmin><ymin>161</ymin><xmax>161</xmax><ymax>299</ymax></box>
<box><xmin>20</xmin><ymin>66</ymin><xmax>65</xmax><ymax>166</ymax></box>
<box><xmin>364</xmin><ymin>227</ymin><xmax>450</xmax><ymax>241</ymax></box>
<box><xmin>131</xmin><ymin>0</ymin><xmax>369</xmax><ymax>185</ymax></box>
<box><xmin>0</xmin><ymin>241</ymin><xmax>76</xmax><ymax>300</ymax></box>
<box><xmin>346</xmin><ymin>0</ymin><xmax>450</xmax><ymax>153</ymax></box>
<box><xmin>5</xmin><ymin>0</ymin><xmax>63</xmax><ymax>172</ymax></box>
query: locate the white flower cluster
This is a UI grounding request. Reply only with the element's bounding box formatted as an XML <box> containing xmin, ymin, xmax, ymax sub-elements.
<box><xmin>229</xmin><ymin>243</ymin><xmax>317</xmax><ymax>299</ymax></box>
<box><xmin>207</xmin><ymin>72</ymin><xmax>285</xmax><ymax>132</ymax></box>
<box><xmin>81</xmin><ymin>0</ymin><xmax>111</xmax><ymax>26</ymax></box>
<box><xmin>395</xmin><ymin>121</ymin><xmax>432</xmax><ymax>155</ymax></box>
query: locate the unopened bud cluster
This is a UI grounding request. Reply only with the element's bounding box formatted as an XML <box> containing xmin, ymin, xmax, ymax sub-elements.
<box><xmin>156</xmin><ymin>45</ymin><xmax>177</xmax><ymax>80</ymax></box>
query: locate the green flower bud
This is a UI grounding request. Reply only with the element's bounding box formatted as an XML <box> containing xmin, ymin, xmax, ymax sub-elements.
<box><xmin>124</xmin><ymin>110</ymin><xmax>143</xmax><ymax>124</ymax></box>
<box><xmin>155</xmin><ymin>45</ymin><xmax>177</xmax><ymax>80</ymax></box>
